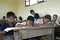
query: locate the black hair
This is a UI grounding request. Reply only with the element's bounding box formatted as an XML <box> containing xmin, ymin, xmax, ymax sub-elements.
<box><xmin>34</xmin><ymin>13</ymin><xmax>40</xmax><ymax>19</ymax></box>
<box><xmin>19</xmin><ymin>16</ymin><xmax>23</xmax><ymax>20</ymax></box>
<box><xmin>6</xmin><ymin>11</ymin><xmax>16</xmax><ymax>18</ymax></box>
<box><xmin>44</xmin><ymin>15</ymin><xmax>51</xmax><ymax>21</ymax></box>
<box><xmin>15</xmin><ymin>16</ymin><xmax>17</xmax><ymax>19</ymax></box>
<box><xmin>53</xmin><ymin>14</ymin><xmax>58</xmax><ymax>18</ymax></box>
<box><xmin>27</xmin><ymin>16</ymin><xmax>34</xmax><ymax>23</ymax></box>
<box><xmin>30</xmin><ymin>9</ymin><xmax>34</xmax><ymax>13</ymax></box>
<box><xmin>3</xmin><ymin>16</ymin><xmax>6</xmax><ymax>19</ymax></box>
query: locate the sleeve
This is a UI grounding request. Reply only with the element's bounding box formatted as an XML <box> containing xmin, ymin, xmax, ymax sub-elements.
<box><xmin>15</xmin><ymin>22</ymin><xmax>26</xmax><ymax>27</ymax></box>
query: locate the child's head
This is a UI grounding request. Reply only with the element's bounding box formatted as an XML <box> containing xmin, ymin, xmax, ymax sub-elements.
<box><xmin>34</xmin><ymin>13</ymin><xmax>40</xmax><ymax>19</ymax></box>
<box><xmin>6</xmin><ymin>11</ymin><xmax>16</xmax><ymax>23</ymax></box>
<box><xmin>53</xmin><ymin>14</ymin><xmax>58</xmax><ymax>22</ymax></box>
<box><xmin>43</xmin><ymin>15</ymin><xmax>51</xmax><ymax>24</ymax></box>
<box><xmin>18</xmin><ymin>16</ymin><xmax>23</xmax><ymax>21</ymax></box>
<box><xmin>3</xmin><ymin>16</ymin><xmax>6</xmax><ymax>19</ymax></box>
<box><xmin>30</xmin><ymin>9</ymin><xmax>35</xmax><ymax>15</ymax></box>
<box><xmin>26</xmin><ymin>16</ymin><xmax>34</xmax><ymax>26</ymax></box>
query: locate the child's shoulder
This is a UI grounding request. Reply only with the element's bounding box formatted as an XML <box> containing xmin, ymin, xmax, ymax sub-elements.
<box><xmin>2</xmin><ymin>21</ymin><xmax>8</xmax><ymax>26</ymax></box>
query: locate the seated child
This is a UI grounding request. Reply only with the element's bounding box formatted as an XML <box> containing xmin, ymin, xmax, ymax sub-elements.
<box><xmin>16</xmin><ymin>16</ymin><xmax>34</xmax><ymax>27</ymax></box>
<box><xmin>34</xmin><ymin>13</ymin><xmax>43</xmax><ymax>24</ymax></box>
<box><xmin>34</xmin><ymin>15</ymin><xmax>51</xmax><ymax>27</ymax></box>
<box><xmin>40</xmin><ymin>15</ymin><xmax>51</xmax><ymax>40</ymax></box>
<box><xmin>15</xmin><ymin>16</ymin><xmax>34</xmax><ymax>40</ymax></box>
<box><xmin>0</xmin><ymin>11</ymin><xmax>16</xmax><ymax>40</ymax></box>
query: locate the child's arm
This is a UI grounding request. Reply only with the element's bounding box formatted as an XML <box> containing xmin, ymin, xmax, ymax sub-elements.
<box><xmin>16</xmin><ymin>22</ymin><xmax>26</xmax><ymax>27</ymax></box>
<box><xmin>0</xmin><ymin>31</ymin><xmax>5</xmax><ymax>35</ymax></box>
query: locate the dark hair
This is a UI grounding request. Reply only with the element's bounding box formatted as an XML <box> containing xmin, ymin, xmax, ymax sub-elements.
<box><xmin>15</xmin><ymin>16</ymin><xmax>17</xmax><ymax>19</ymax></box>
<box><xmin>34</xmin><ymin>13</ymin><xmax>40</xmax><ymax>19</ymax></box>
<box><xmin>44</xmin><ymin>15</ymin><xmax>51</xmax><ymax>21</ymax></box>
<box><xmin>3</xmin><ymin>16</ymin><xmax>6</xmax><ymax>19</ymax></box>
<box><xmin>53</xmin><ymin>14</ymin><xmax>58</xmax><ymax>18</ymax></box>
<box><xmin>30</xmin><ymin>9</ymin><xmax>34</xmax><ymax>13</ymax></box>
<box><xmin>19</xmin><ymin>16</ymin><xmax>23</xmax><ymax>20</ymax></box>
<box><xmin>27</xmin><ymin>16</ymin><xmax>34</xmax><ymax>23</ymax></box>
<box><xmin>6</xmin><ymin>11</ymin><xmax>16</xmax><ymax>18</ymax></box>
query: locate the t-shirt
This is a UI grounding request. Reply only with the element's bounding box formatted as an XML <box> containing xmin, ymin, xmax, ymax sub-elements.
<box><xmin>34</xmin><ymin>18</ymin><xmax>43</xmax><ymax>24</ymax></box>
<box><xmin>30</xmin><ymin>14</ymin><xmax>34</xmax><ymax>17</ymax></box>
<box><xmin>0</xmin><ymin>22</ymin><xmax>16</xmax><ymax>36</ymax></box>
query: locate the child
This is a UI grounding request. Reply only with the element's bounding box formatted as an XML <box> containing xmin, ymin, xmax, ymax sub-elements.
<box><xmin>34</xmin><ymin>15</ymin><xmax>51</xmax><ymax>27</ymax></box>
<box><xmin>16</xmin><ymin>16</ymin><xmax>34</xmax><ymax>27</ymax></box>
<box><xmin>34</xmin><ymin>13</ymin><xmax>43</xmax><ymax>24</ymax></box>
<box><xmin>15</xmin><ymin>16</ymin><xmax>34</xmax><ymax>40</ymax></box>
<box><xmin>0</xmin><ymin>11</ymin><xmax>16</xmax><ymax>40</ymax></box>
<box><xmin>34</xmin><ymin>15</ymin><xmax>51</xmax><ymax>40</ymax></box>
<box><xmin>40</xmin><ymin>15</ymin><xmax>51</xmax><ymax>40</ymax></box>
<box><xmin>30</xmin><ymin>9</ymin><xmax>35</xmax><ymax>17</ymax></box>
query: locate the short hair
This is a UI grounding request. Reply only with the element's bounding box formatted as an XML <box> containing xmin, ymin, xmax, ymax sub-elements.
<box><xmin>27</xmin><ymin>16</ymin><xmax>34</xmax><ymax>23</ymax></box>
<box><xmin>15</xmin><ymin>16</ymin><xmax>17</xmax><ymax>19</ymax></box>
<box><xmin>53</xmin><ymin>14</ymin><xmax>58</xmax><ymax>18</ymax></box>
<box><xmin>34</xmin><ymin>13</ymin><xmax>40</xmax><ymax>19</ymax></box>
<box><xmin>6</xmin><ymin>11</ymin><xmax>16</xmax><ymax>18</ymax></box>
<box><xmin>19</xmin><ymin>16</ymin><xmax>23</xmax><ymax>20</ymax></box>
<box><xmin>3</xmin><ymin>16</ymin><xmax>6</xmax><ymax>19</ymax></box>
<box><xmin>30</xmin><ymin>9</ymin><xmax>34</xmax><ymax>13</ymax></box>
<box><xmin>44</xmin><ymin>15</ymin><xmax>51</xmax><ymax>21</ymax></box>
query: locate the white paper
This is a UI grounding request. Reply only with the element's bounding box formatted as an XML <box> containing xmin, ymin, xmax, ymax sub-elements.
<box><xmin>4</xmin><ymin>27</ymin><xmax>27</xmax><ymax>32</ymax></box>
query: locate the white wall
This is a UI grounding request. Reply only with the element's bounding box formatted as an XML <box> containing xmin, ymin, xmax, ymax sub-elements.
<box><xmin>18</xmin><ymin>0</ymin><xmax>60</xmax><ymax>21</ymax></box>
<box><xmin>0</xmin><ymin>0</ymin><xmax>18</xmax><ymax>19</ymax></box>
<box><xmin>0</xmin><ymin>0</ymin><xmax>60</xmax><ymax>21</ymax></box>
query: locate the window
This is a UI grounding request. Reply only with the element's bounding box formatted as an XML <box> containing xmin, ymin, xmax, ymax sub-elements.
<box><xmin>26</xmin><ymin>0</ymin><xmax>30</xmax><ymax>6</ymax></box>
<box><xmin>25</xmin><ymin>0</ymin><xmax>47</xmax><ymax>7</ymax></box>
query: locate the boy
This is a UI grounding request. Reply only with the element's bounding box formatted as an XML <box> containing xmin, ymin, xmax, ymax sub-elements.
<box><xmin>16</xmin><ymin>16</ymin><xmax>34</xmax><ymax>27</ymax></box>
<box><xmin>15</xmin><ymin>16</ymin><xmax>34</xmax><ymax>40</ymax></box>
<box><xmin>0</xmin><ymin>11</ymin><xmax>16</xmax><ymax>40</ymax></box>
<box><xmin>30</xmin><ymin>9</ymin><xmax>35</xmax><ymax>17</ymax></box>
<box><xmin>34</xmin><ymin>15</ymin><xmax>51</xmax><ymax>27</ymax></box>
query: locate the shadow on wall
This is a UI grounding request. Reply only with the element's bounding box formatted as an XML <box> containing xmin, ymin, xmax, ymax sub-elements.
<box><xmin>58</xmin><ymin>16</ymin><xmax>60</xmax><ymax>23</ymax></box>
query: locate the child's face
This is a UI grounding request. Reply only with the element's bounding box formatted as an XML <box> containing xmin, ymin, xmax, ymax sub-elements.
<box><xmin>26</xmin><ymin>20</ymin><xmax>33</xmax><ymax>26</ymax></box>
<box><xmin>53</xmin><ymin>16</ymin><xmax>57</xmax><ymax>21</ymax></box>
<box><xmin>43</xmin><ymin>18</ymin><xmax>49</xmax><ymax>24</ymax></box>
<box><xmin>7</xmin><ymin>16</ymin><xmax>15</xmax><ymax>23</ymax></box>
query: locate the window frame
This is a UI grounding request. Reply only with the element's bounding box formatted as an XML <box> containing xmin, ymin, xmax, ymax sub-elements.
<box><xmin>25</xmin><ymin>0</ymin><xmax>47</xmax><ymax>7</ymax></box>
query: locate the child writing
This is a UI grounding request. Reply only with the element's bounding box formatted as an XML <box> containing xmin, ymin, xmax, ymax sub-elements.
<box><xmin>0</xmin><ymin>11</ymin><xmax>16</xmax><ymax>40</ymax></box>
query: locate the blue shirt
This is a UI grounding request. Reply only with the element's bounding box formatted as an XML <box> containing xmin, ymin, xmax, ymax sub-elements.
<box><xmin>0</xmin><ymin>21</ymin><xmax>16</xmax><ymax>36</ymax></box>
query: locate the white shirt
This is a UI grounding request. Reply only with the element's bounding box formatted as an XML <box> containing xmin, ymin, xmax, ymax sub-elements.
<box><xmin>15</xmin><ymin>21</ymin><xmax>26</xmax><ymax>27</ymax></box>
<box><xmin>30</xmin><ymin>14</ymin><xmax>34</xmax><ymax>17</ymax></box>
<box><xmin>34</xmin><ymin>18</ymin><xmax>43</xmax><ymax>24</ymax></box>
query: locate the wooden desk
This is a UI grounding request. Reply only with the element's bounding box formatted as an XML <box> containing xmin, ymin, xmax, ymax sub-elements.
<box><xmin>55</xmin><ymin>25</ymin><xmax>60</xmax><ymax>32</ymax></box>
<box><xmin>0</xmin><ymin>34</ymin><xmax>4</xmax><ymax>40</ymax></box>
<box><xmin>54</xmin><ymin>25</ymin><xmax>60</xmax><ymax>40</ymax></box>
<box><xmin>14</xmin><ymin>26</ymin><xmax>55</xmax><ymax>40</ymax></box>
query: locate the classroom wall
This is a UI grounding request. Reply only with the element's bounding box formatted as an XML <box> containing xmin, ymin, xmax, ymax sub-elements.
<box><xmin>0</xmin><ymin>0</ymin><xmax>18</xmax><ymax>19</ymax></box>
<box><xmin>18</xmin><ymin>0</ymin><xmax>60</xmax><ymax>22</ymax></box>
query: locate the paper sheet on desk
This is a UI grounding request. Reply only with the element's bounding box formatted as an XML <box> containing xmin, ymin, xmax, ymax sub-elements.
<box><xmin>4</xmin><ymin>27</ymin><xmax>19</xmax><ymax>32</ymax></box>
<box><xmin>3</xmin><ymin>27</ymin><xmax>32</xmax><ymax>32</ymax></box>
<box><xmin>4</xmin><ymin>27</ymin><xmax>27</xmax><ymax>32</ymax></box>
<box><xmin>4</xmin><ymin>28</ymin><xmax>15</xmax><ymax>32</ymax></box>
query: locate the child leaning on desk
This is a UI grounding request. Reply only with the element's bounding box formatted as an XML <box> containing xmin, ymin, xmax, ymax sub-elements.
<box><xmin>15</xmin><ymin>16</ymin><xmax>34</xmax><ymax>40</ymax></box>
<box><xmin>0</xmin><ymin>11</ymin><xmax>16</xmax><ymax>40</ymax></box>
<box><xmin>16</xmin><ymin>16</ymin><xmax>34</xmax><ymax>27</ymax></box>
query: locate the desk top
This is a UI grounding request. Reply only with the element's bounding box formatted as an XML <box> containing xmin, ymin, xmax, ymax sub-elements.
<box><xmin>14</xmin><ymin>26</ymin><xmax>55</xmax><ymax>39</ymax></box>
